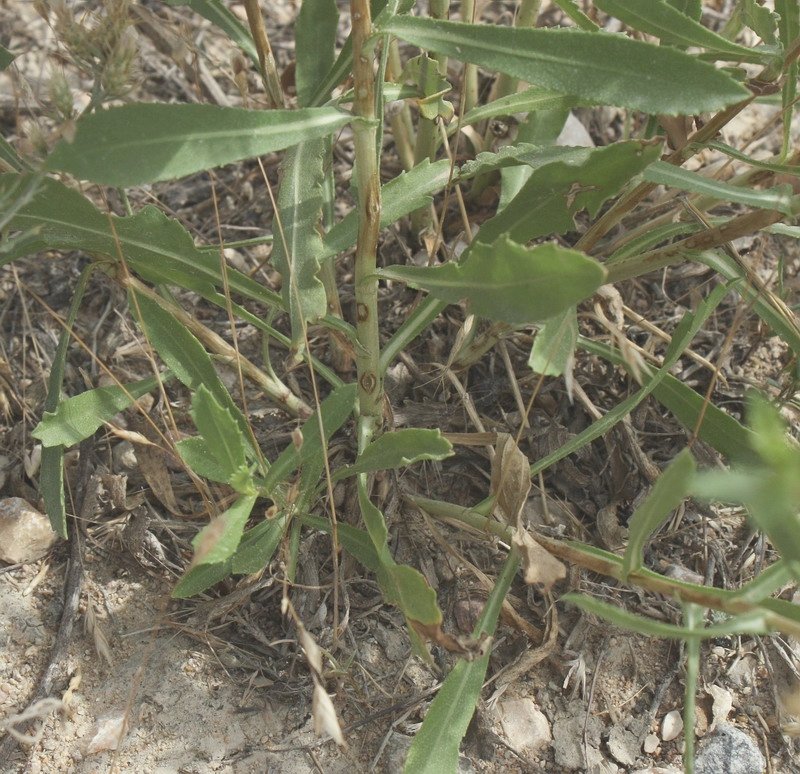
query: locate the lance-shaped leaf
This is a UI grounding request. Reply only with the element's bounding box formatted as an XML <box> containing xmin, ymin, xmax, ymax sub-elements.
<box><xmin>33</xmin><ymin>374</ymin><xmax>164</xmax><ymax>448</ymax></box>
<box><xmin>379</xmin><ymin>238</ymin><xmax>606</xmax><ymax>325</ymax></box>
<box><xmin>334</xmin><ymin>429</ymin><xmax>453</xmax><ymax>480</ymax></box>
<box><xmin>271</xmin><ymin>139</ymin><xmax>328</xmax><ymax>351</ymax></box>
<box><xmin>404</xmin><ymin>548</ymin><xmax>519</xmax><ymax>774</ymax></box>
<box><xmin>176</xmin><ymin>437</ymin><xmax>231</xmax><ymax>484</ymax></box>
<box><xmin>477</xmin><ymin>141</ymin><xmax>663</xmax><ymax>246</ymax></box>
<box><xmin>644</xmin><ymin>161</ymin><xmax>796</xmax><ymax>215</ymax></box>
<box><xmin>190</xmin><ymin>385</ymin><xmax>249</xmax><ymax>484</ymax></box>
<box><xmin>46</xmin><ymin>104</ymin><xmax>350</xmax><ymax>186</ymax></box>
<box><xmin>358</xmin><ymin>482</ymin><xmax>442</xmax><ymax>628</ymax></box>
<box><xmin>621</xmin><ymin>448</ymin><xmax>696</xmax><ymax>581</ymax></box>
<box><xmin>0</xmin><ymin>43</ymin><xmax>13</xmax><ymax>69</ymax></box>
<box><xmin>296</xmin><ymin>0</ymin><xmax>339</xmax><ymax>107</ymax></box>
<box><xmin>0</xmin><ymin>174</ymin><xmax>282</xmax><ymax>310</ymax></box>
<box><xmin>322</xmin><ymin>159</ymin><xmax>452</xmax><ymax>259</ymax></box>
<box><xmin>261</xmin><ymin>384</ymin><xmax>356</xmax><ymax>495</ymax></box>
<box><xmin>595</xmin><ymin>0</ymin><xmax>773</xmax><ymax>63</ymax></box>
<box><xmin>131</xmin><ymin>289</ymin><xmax>253</xmax><ymax>450</ymax></box>
<box><xmin>382</xmin><ymin>17</ymin><xmax>749</xmax><ymax>115</ymax></box>
<box><xmin>230</xmin><ymin>514</ymin><xmax>288</xmax><ymax>574</ymax></box>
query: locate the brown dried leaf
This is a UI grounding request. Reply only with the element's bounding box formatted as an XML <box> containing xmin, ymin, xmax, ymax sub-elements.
<box><xmin>490</xmin><ymin>433</ymin><xmax>531</xmax><ymax>524</ymax></box>
<box><xmin>512</xmin><ymin>529</ymin><xmax>566</xmax><ymax>590</ymax></box>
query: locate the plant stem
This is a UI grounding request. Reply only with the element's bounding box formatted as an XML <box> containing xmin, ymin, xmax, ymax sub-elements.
<box><xmin>242</xmin><ymin>0</ymin><xmax>286</xmax><ymax>108</ymax></box>
<box><xmin>350</xmin><ymin>0</ymin><xmax>383</xmax><ymax>447</ymax></box>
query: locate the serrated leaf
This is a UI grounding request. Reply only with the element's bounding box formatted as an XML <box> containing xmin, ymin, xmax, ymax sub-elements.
<box><xmin>594</xmin><ymin>0</ymin><xmax>772</xmax><ymax>63</ymax></box>
<box><xmin>176</xmin><ymin>437</ymin><xmax>230</xmax><ymax>483</ymax></box>
<box><xmin>644</xmin><ymin>160</ymin><xmax>795</xmax><ymax>215</ymax></box>
<box><xmin>529</xmin><ymin>307</ymin><xmax>578</xmax><ymax>377</ymax></box>
<box><xmin>322</xmin><ymin>159</ymin><xmax>452</xmax><ymax>259</ymax></box>
<box><xmin>45</xmin><ymin>104</ymin><xmax>350</xmax><ymax>186</ymax></box>
<box><xmin>739</xmin><ymin>0</ymin><xmax>778</xmax><ymax>44</ymax></box>
<box><xmin>33</xmin><ymin>374</ymin><xmax>163</xmax><ymax>448</ymax></box>
<box><xmin>0</xmin><ymin>174</ymin><xmax>282</xmax><ymax>311</ymax></box>
<box><xmin>666</xmin><ymin>0</ymin><xmax>701</xmax><ymax>20</ymax></box>
<box><xmin>478</xmin><ymin>141</ymin><xmax>664</xmax><ymax>246</ymax></box>
<box><xmin>379</xmin><ymin>238</ymin><xmax>606</xmax><ymax>325</ymax></box>
<box><xmin>334</xmin><ymin>429</ymin><xmax>453</xmax><ymax>480</ymax></box>
<box><xmin>191</xmin><ymin>385</ymin><xmax>248</xmax><ymax>480</ymax></box>
<box><xmin>163</xmin><ymin>0</ymin><xmax>258</xmax><ymax>63</ymax></box>
<box><xmin>621</xmin><ymin>448</ymin><xmax>696</xmax><ymax>581</ymax></box>
<box><xmin>190</xmin><ymin>494</ymin><xmax>257</xmax><ymax>568</ymax></box>
<box><xmin>271</xmin><ymin>139</ymin><xmax>328</xmax><ymax>351</ymax></box>
<box><xmin>382</xmin><ymin>17</ymin><xmax>749</xmax><ymax>115</ymax></box>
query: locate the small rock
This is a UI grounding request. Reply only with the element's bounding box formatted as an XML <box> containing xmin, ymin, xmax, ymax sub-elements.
<box><xmin>661</xmin><ymin>710</ymin><xmax>683</xmax><ymax>742</ymax></box>
<box><xmin>0</xmin><ymin>497</ymin><xmax>59</xmax><ymax>563</ymax></box>
<box><xmin>497</xmin><ymin>698</ymin><xmax>552</xmax><ymax>755</ymax></box>
<box><xmin>557</xmin><ymin>112</ymin><xmax>595</xmax><ymax>148</ymax></box>
<box><xmin>694</xmin><ymin>724</ymin><xmax>765</xmax><ymax>774</ymax></box>
<box><xmin>84</xmin><ymin>712</ymin><xmax>128</xmax><ymax>754</ymax></box>
<box><xmin>607</xmin><ymin>723</ymin><xmax>640</xmax><ymax>766</ymax></box>
<box><xmin>643</xmin><ymin>734</ymin><xmax>660</xmax><ymax>754</ymax></box>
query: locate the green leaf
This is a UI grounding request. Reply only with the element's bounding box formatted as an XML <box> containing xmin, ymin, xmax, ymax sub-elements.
<box><xmin>548</xmin><ymin>0</ymin><xmax>598</xmax><ymax>31</ymax></box>
<box><xmin>270</xmin><ymin>139</ymin><xmax>328</xmax><ymax>351</ymax></box>
<box><xmin>531</xmin><ymin>282</ymin><xmax>741</xmax><ymax>477</ymax></box>
<box><xmin>379</xmin><ymin>238</ymin><xmax>606</xmax><ymax>325</ymax></box>
<box><xmin>335</xmin><ymin>429</ymin><xmax>453</xmax><ymax>480</ymax></box>
<box><xmin>191</xmin><ymin>385</ymin><xmax>249</xmax><ymax>481</ymax></box>
<box><xmin>231</xmin><ymin>514</ymin><xmax>287</xmax><ymax>574</ymax></box>
<box><xmin>261</xmin><ymin>384</ymin><xmax>356</xmax><ymax>495</ymax></box>
<box><xmin>564</xmin><ymin>593</ymin><xmax>770</xmax><ymax>639</ymax></box>
<box><xmin>776</xmin><ymin>0</ymin><xmax>799</xmax><ymax>155</ymax></box>
<box><xmin>40</xmin><ymin>446</ymin><xmax>66</xmax><ymax>540</ymax></box>
<box><xmin>739</xmin><ymin>0</ymin><xmax>779</xmax><ymax>44</ymax></box>
<box><xmin>478</xmin><ymin>141</ymin><xmax>663</xmax><ymax>246</ymax></box>
<box><xmin>45</xmin><ymin>104</ymin><xmax>350</xmax><ymax>186</ymax></box>
<box><xmin>382</xmin><ymin>17</ymin><xmax>749</xmax><ymax>115</ymax></box>
<box><xmin>453</xmin><ymin>88</ymin><xmax>579</xmax><ymax>137</ymax></box>
<box><xmin>322</xmin><ymin>159</ymin><xmax>452</xmax><ymax>259</ymax></box>
<box><xmin>692</xmin><ymin>394</ymin><xmax>800</xmax><ymax>577</ymax></box>
<box><xmin>172</xmin><ymin>560</ymin><xmax>231</xmax><ymax>598</ymax></box>
<box><xmin>163</xmin><ymin>0</ymin><xmax>258</xmax><ymax>64</ymax></box>
<box><xmin>300</xmin><ymin>513</ymin><xmax>381</xmax><ymax>573</ymax></box>
<box><xmin>176</xmin><ymin>437</ymin><xmax>231</xmax><ymax>484</ymax></box>
<box><xmin>594</xmin><ymin>0</ymin><xmax>772</xmax><ymax>63</ymax></box>
<box><xmin>190</xmin><ymin>494</ymin><xmax>257</xmax><ymax>567</ymax></box>
<box><xmin>296</xmin><ymin>0</ymin><xmax>339</xmax><ymax>107</ymax></box>
<box><xmin>0</xmin><ymin>44</ymin><xmax>13</xmax><ymax>70</ymax></box>
<box><xmin>403</xmin><ymin>547</ymin><xmax>519</xmax><ymax>773</ymax></box>
<box><xmin>621</xmin><ymin>448</ymin><xmax>696</xmax><ymax>581</ymax></box>
<box><xmin>643</xmin><ymin>160</ymin><xmax>796</xmax><ymax>215</ymax></box>
<box><xmin>0</xmin><ymin>174</ymin><xmax>282</xmax><ymax>311</ymax></box>
<box><xmin>666</xmin><ymin>0</ymin><xmax>701</xmax><ymax>20</ymax></box>
<box><xmin>130</xmin><ymin>289</ymin><xmax>252</xmax><ymax>445</ymax></box>
<box><xmin>33</xmin><ymin>375</ymin><xmax>163</xmax><ymax>448</ymax></box>
<box><xmin>529</xmin><ymin>307</ymin><xmax>578</xmax><ymax>377</ymax></box>
<box><xmin>358</xmin><ymin>481</ymin><xmax>442</xmax><ymax>627</ymax></box>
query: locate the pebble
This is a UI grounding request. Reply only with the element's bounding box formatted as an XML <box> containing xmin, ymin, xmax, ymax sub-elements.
<box><xmin>643</xmin><ymin>734</ymin><xmax>660</xmax><ymax>754</ymax></box>
<box><xmin>497</xmin><ymin>698</ymin><xmax>552</xmax><ymax>755</ymax></box>
<box><xmin>0</xmin><ymin>498</ymin><xmax>59</xmax><ymax>564</ymax></box>
<box><xmin>661</xmin><ymin>710</ymin><xmax>683</xmax><ymax>742</ymax></box>
<box><xmin>694</xmin><ymin>724</ymin><xmax>765</xmax><ymax>774</ymax></box>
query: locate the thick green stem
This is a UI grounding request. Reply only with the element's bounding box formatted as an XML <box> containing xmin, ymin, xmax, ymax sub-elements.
<box><xmin>350</xmin><ymin>0</ymin><xmax>383</xmax><ymax>446</ymax></box>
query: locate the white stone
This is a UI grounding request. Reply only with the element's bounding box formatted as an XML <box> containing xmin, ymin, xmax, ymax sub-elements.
<box><xmin>661</xmin><ymin>709</ymin><xmax>684</xmax><ymax>742</ymax></box>
<box><xmin>643</xmin><ymin>733</ymin><xmax>660</xmax><ymax>754</ymax></box>
<box><xmin>0</xmin><ymin>497</ymin><xmax>59</xmax><ymax>564</ymax></box>
<box><xmin>498</xmin><ymin>698</ymin><xmax>552</xmax><ymax>755</ymax></box>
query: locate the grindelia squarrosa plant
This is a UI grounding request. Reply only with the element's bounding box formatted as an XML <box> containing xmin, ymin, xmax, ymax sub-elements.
<box><xmin>2</xmin><ymin>1</ymin><xmax>800</xmax><ymax>770</ymax></box>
